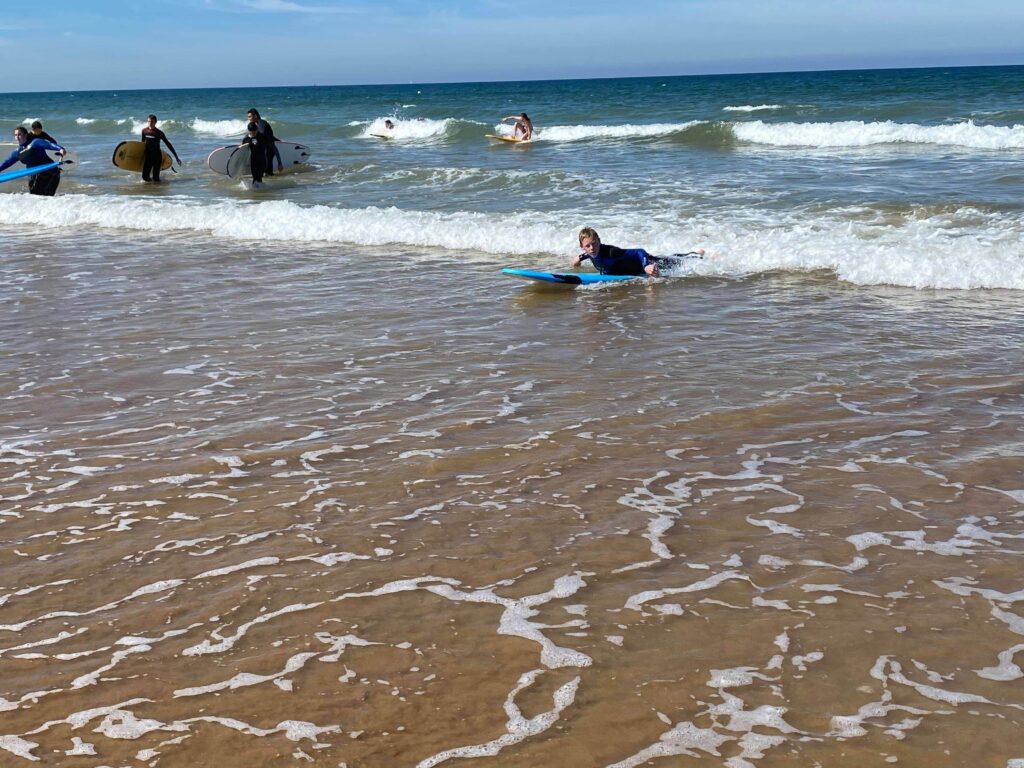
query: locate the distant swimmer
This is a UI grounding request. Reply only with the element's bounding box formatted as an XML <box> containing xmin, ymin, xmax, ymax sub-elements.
<box><xmin>571</xmin><ymin>227</ymin><xmax>705</xmax><ymax>277</ymax></box>
<box><xmin>502</xmin><ymin>112</ymin><xmax>533</xmax><ymax>141</ymax></box>
<box><xmin>0</xmin><ymin>125</ymin><xmax>65</xmax><ymax>195</ymax></box>
<box><xmin>30</xmin><ymin>120</ymin><xmax>57</xmax><ymax>144</ymax></box>
<box><xmin>140</xmin><ymin>115</ymin><xmax>181</xmax><ymax>182</ymax></box>
<box><xmin>246</xmin><ymin>108</ymin><xmax>282</xmax><ymax>175</ymax></box>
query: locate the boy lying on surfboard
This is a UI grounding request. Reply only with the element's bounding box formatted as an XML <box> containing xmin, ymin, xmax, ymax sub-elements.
<box><xmin>571</xmin><ymin>227</ymin><xmax>705</xmax><ymax>277</ymax></box>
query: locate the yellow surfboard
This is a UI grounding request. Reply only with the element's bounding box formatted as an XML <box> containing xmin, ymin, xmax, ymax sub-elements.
<box><xmin>485</xmin><ymin>133</ymin><xmax>528</xmax><ymax>144</ymax></box>
<box><xmin>112</xmin><ymin>140</ymin><xmax>172</xmax><ymax>172</ymax></box>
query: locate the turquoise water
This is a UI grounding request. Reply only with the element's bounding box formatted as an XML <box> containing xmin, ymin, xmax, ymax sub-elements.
<box><xmin>1</xmin><ymin>65</ymin><xmax>1022</xmax><ymax>288</ymax></box>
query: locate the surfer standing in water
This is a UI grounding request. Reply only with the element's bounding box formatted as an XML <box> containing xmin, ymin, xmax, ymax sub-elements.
<box><xmin>502</xmin><ymin>112</ymin><xmax>533</xmax><ymax>140</ymax></box>
<box><xmin>140</xmin><ymin>115</ymin><xmax>181</xmax><ymax>183</ymax></box>
<box><xmin>30</xmin><ymin>120</ymin><xmax>57</xmax><ymax>144</ymax></box>
<box><xmin>246</xmin><ymin>108</ymin><xmax>283</xmax><ymax>176</ymax></box>
<box><xmin>571</xmin><ymin>227</ymin><xmax>705</xmax><ymax>277</ymax></box>
<box><xmin>0</xmin><ymin>125</ymin><xmax>66</xmax><ymax>195</ymax></box>
<box><xmin>241</xmin><ymin>122</ymin><xmax>269</xmax><ymax>186</ymax></box>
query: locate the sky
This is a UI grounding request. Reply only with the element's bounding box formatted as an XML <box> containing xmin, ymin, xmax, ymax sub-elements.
<box><xmin>0</xmin><ymin>0</ymin><xmax>1022</xmax><ymax>92</ymax></box>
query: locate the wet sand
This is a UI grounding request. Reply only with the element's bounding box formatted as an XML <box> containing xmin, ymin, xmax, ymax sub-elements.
<box><xmin>2</xmin><ymin>229</ymin><xmax>1024</xmax><ymax>766</ymax></box>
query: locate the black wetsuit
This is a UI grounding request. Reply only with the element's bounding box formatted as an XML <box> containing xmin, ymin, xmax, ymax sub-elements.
<box><xmin>257</xmin><ymin>120</ymin><xmax>279</xmax><ymax>176</ymax></box>
<box><xmin>241</xmin><ymin>134</ymin><xmax>267</xmax><ymax>183</ymax></box>
<box><xmin>579</xmin><ymin>244</ymin><xmax>655</xmax><ymax>276</ymax></box>
<box><xmin>141</xmin><ymin>126</ymin><xmax>172</xmax><ymax>182</ymax></box>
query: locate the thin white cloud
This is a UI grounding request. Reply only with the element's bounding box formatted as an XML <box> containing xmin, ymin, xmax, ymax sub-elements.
<box><xmin>235</xmin><ymin>0</ymin><xmax>358</xmax><ymax>12</ymax></box>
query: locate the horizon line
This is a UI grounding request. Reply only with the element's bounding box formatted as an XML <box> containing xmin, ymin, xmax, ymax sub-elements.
<box><xmin>0</xmin><ymin>61</ymin><xmax>1021</xmax><ymax>98</ymax></box>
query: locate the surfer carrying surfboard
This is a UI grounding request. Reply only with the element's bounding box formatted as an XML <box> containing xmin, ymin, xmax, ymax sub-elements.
<box><xmin>571</xmin><ymin>227</ymin><xmax>705</xmax><ymax>277</ymax></box>
<box><xmin>0</xmin><ymin>125</ymin><xmax>65</xmax><ymax>196</ymax></box>
<box><xmin>246</xmin><ymin>109</ymin><xmax>283</xmax><ymax>176</ymax></box>
<box><xmin>240</xmin><ymin>122</ymin><xmax>271</xmax><ymax>186</ymax></box>
<box><xmin>140</xmin><ymin>115</ymin><xmax>181</xmax><ymax>183</ymax></box>
<box><xmin>502</xmin><ymin>112</ymin><xmax>533</xmax><ymax>141</ymax></box>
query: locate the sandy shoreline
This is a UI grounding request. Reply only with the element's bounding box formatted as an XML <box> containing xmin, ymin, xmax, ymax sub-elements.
<box><xmin>1</xmin><ymin>226</ymin><xmax>1022</xmax><ymax>765</ymax></box>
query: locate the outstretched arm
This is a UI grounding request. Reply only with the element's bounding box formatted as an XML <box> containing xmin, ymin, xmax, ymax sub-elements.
<box><xmin>0</xmin><ymin>148</ymin><xmax>20</xmax><ymax>173</ymax></box>
<box><xmin>635</xmin><ymin>249</ymin><xmax>660</xmax><ymax>277</ymax></box>
<box><xmin>28</xmin><ymin>138</ymin><xmax>65</xmax><ymax>155</ymax></box>
<box><xmin>162</xmin><ymin>135</ymin><xmax>181</xmax><ymax>163</ymax></box>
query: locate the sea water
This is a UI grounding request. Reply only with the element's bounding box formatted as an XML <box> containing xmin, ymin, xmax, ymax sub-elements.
<box><xmin>1</xmin><ymin>67</ymin><xmax>1023</xmax><ymax>766</ymax></box>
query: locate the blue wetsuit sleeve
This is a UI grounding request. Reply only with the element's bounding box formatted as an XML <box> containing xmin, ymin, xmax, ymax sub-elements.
<box><xmin>0</xmin><ymin>148</ymin><xmax>20</xmax><ymax>172</ymax></box>
<box><xmin>30</xmin><ymin>138</ymin><xmax>64</xmax><ymax>153</ymax></box>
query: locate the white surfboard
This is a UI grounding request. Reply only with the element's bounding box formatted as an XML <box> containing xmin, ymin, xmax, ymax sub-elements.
<box><xmin>225</xmin><ymin>140</ymin><xmax>312</xmax><ymax>179</ymax></box>
<box><xmin>206</xmin><ymin>145</ymin><xmax>235</xmax><ymax>175</ymax></box>
<box><xmin>225</xmin><ymin>146</ymin><xmax>253</xmax><ymax>179</ymax></box>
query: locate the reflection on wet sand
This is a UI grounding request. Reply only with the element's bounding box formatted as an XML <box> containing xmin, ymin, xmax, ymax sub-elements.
<box><xmin>2</xmin><ymin>231</ymin><xmax>1023</xmax><ymax>766</ymax></box>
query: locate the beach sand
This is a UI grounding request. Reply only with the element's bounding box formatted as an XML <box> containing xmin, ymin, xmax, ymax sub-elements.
<box><xmin>2</xmin><ymin>227</ymin><xmax>1023</xmax><ymax>765</ymax></box>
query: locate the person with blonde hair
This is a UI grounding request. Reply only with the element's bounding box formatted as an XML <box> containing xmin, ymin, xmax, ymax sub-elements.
<box><xmin>572</xmin><ymin>227</ymin><xmax>705</xmax><ymax>277</ymax></box>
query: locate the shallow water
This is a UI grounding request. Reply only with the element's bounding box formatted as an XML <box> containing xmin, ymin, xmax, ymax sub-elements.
<box><xmin>3</xmin><ymin>66</ymin><xmax>1024</xmax><ymax>765</ymax></box>
<box><xmin>2</xmin><ymin>223</ymin><xmax>1024</xmax><ymax>765</ymax></box>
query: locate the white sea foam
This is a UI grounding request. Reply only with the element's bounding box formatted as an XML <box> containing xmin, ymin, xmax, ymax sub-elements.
<box><xmin>190</xmin><ymin>118</ymin><xmax>249</xmax><ymax>137</ymax></box>
<box><xmin>417</xmin><ymin>671</ymin><xmax>580</xmax><ymax>768</ymax></box>
<box><xmin>2</xmin><ymin>194</ymin><xmax>1023</xmax><ymax>291</ymax></box>
<box><xmin>0</xmin><ymin>735</ymin><xmax>40</xmax><ymax>760</ymax></box>
<box><xmin>533</xmin><ymin>121</ymin><xmax>701</xmax><ymax>142</ymax></box>
<box><xmin>360</xmin><ymin>117</ymin><xmax>455</xmax><ymax>140</ymax></box>
<box><xmin>723</xmin><ymin>104</ymin><xmax>785</xmax><ymax>112</ymax></box>
<box><xmin>609</xmin><ymin>721</ymin><xmax>730</xmax><ymax>766</ymax></box>
<box><xmin>122</xmin><ymin>118</ymin><xmax>185</xmax><ymax>134</ymax></box>
<box><xmin>732</xmin><ymin>119</ymin><xmax>1024</xmax><ymax>149</ymax></box>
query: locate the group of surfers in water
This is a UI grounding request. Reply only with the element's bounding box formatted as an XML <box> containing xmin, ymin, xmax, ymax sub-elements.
<box><xmin>376</xmin><ymin>112</ymin><xmax>533</xmax><ymax>141</ymax></box>
<box><xmin>2</xmin><ymin>114</ymin><xmax>702</xmax><ymax>276</ymax></box>
<box><xmin>0</xmin><ymin>108</ymin><xmax>281</xmax><ymax>193</ymax></box>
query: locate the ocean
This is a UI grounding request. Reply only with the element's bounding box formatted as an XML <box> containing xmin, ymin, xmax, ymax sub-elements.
<box><xmin>1</xmin><ymin>66</ymin><xmax>1023</xmax><ymax>766</ymax></box>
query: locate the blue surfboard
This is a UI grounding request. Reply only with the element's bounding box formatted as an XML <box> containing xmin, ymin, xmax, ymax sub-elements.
<box><xmin>502</xmin><ymin>268</ymin><xmax>640</xmax><ymax>286</ymax></box>
<box><xmin>0</xmin><ymin>161</ymin><xmax>61</xmax><ymax>185</ymax></box>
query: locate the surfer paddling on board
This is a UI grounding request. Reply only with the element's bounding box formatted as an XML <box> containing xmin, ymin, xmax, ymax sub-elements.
<box><xmin>502</xmin><ymin>112</ymin><xmax>533</xmax><ymax>141</ymax></box>
<box><xmin>0</xmin><ymin>125</ymin><xmax>65</xmax><ymax>195</ymax></box>
<box><xmin>571</xmin><ymin>227</ymin><xmax>705</xmax><ymax>277</ymax></box>
<box><xmin>246</xmin><ymin>109</ymin><xmax>283</xmax><ymax>176</ymax></box>
<box><xmin>140</xmin><ymin>115</ymin><xmax>181</xmax><ymax>183</ymax></box>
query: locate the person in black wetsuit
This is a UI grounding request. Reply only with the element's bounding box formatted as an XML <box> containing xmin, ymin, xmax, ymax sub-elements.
<box><xmin>0</xmin><ymin>125</ymin><xmax>65</xmax><ymax>195</ymax></box>
<box><xmin>240</xmin><ymin>121</ymin><xmax>268</xmax><ymax>186</ymax></box>
<box><xmin>140</xmin><ymin>115</ymin><xmax>181</xmax><ymax>182</ymax></box>
<box><xmin>246</xmin><ymin>108</ymin><xmax>282</xmax><ymax>176</ymax></box>
<box><xmin>570</xmin><ymin>227</ymin><xmax>705</xmax><ymax>277</ymax></box>
<box><xmin>30</xmin><ymin>120</ymin><xmax>57</xmax><ymax>144</ymax></box>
